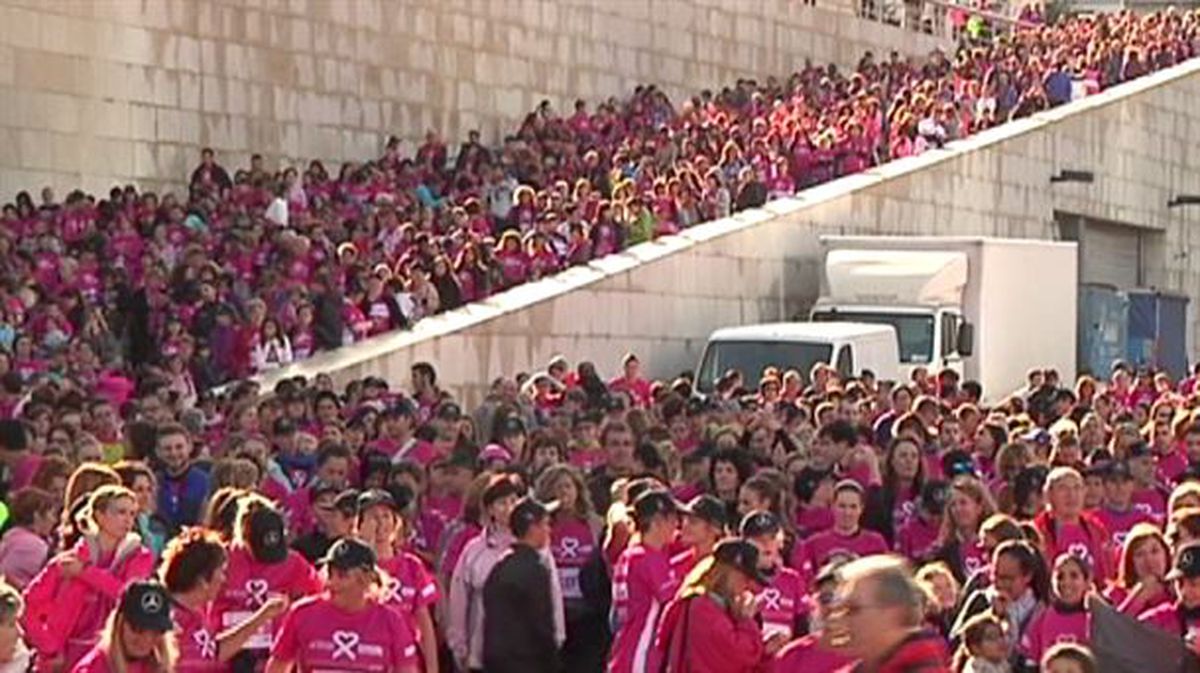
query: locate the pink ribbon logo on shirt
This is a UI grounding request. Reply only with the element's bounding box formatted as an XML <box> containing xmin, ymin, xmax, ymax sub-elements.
<box><xmin>332</xmin><ymin>630</ymin><xmax>360</xmax><ymax>660</ymax></box>
<box><xmin>193</xmin><ymin>629</ymin><xmax>217</xmax><ymax>659</ymax></box>
<box><xmin>559</xmin><ymin>537</ymin><xmax>581</xmax><ymax>559</ymax></box>
<box><xmin>760</xmin><ymin>588</ymin><xmax>783</xmax><ymax>611</ymax></box>
<box><xmin>1066</xmin><ymin>543</ymin><xmax>1092</xmax><ymax>562</ymax></box>
<box><xmin>383</xmin><ymin>576</ymin><xmax>403</xmax><ymax>604</ymax></box>
<box><xmin>246</xmin><ymin>579</ymin><xmax>269</xmax><ymax>606</ymax></box>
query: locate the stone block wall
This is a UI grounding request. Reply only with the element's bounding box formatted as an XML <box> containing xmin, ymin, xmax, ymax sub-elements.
<box><xmin>253</xmin><ymin>58</ymin><xmax>1200</xmax><ymax>406</ymax></box>
<box><xmin>0</xmin><ymin>0</ymin><xmax>947</xmax><ymax>196</ymax></box>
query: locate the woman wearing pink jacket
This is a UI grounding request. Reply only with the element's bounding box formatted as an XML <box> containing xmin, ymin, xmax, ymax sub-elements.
<box><xmin>21</xmin><ymin>484</ymin><xmax>153</xmax><ymax>672</ymax></box>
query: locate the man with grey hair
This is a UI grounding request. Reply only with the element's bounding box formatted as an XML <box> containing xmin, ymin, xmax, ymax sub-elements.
<box><xmin>835</xmin><ymin>554</ymin><xmax>950</xmax><ymax>672</ymax></box>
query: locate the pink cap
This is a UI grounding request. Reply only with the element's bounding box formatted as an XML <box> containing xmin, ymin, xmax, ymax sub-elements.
<box><xmin>479</xmin><ymin>443</ymin><xmax>513</xmax><ymax>464</ymax></box>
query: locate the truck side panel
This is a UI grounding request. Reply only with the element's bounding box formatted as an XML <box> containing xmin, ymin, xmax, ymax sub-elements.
<box><xmin>976</xmin><ymin>241</ymin><xmax>1078</xmax><ymax>400</ymax></box>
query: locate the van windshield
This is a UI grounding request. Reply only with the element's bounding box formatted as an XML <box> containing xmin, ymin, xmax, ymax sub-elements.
<box><xmin>695</xmin><ymin>340</ymin><xmax>833</xmax><ymax>393</ymax></box>
<box><xmin>811</xmin><ymin>311</ymin><xmax>933</xmax><ymax>364</ymax></box>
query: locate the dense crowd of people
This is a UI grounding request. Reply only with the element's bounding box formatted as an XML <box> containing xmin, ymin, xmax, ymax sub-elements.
<box><xmin>0</xmin><ymin>9</ymin><xmax>1191</xmax><ymax>404</ymax></box>
<box><xmin>0</xmin><ymin>349</ymin><xmax>1198</xmax><ymax>672</ymax></box>
<box><xmin>0</xmin><ymin>6</ymin><xmax>1195</xmax><ymax>673</ymax></box>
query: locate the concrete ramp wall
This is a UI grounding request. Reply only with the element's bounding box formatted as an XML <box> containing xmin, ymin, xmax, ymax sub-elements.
<box><xmin>258</xmin><ymin>58</ymin><xmax>1200</xmax><ymax>406</ymax></box>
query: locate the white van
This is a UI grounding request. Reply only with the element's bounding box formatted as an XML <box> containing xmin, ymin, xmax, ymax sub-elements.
<box><xmin>694</xmin><ymin>322</ymin><xmax>900</xmax><ymax>394</ymax></box>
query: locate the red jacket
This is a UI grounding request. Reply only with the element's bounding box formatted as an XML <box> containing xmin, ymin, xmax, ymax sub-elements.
<box><xmin>1033</xmin><ymin>510</ymin><xmax>1114</xmax><ymax>582</ymax></box>
<box><xmin>22</xmin><ymin>534</ymin><xmax>153</xmax><ymax>669</ymax></box>
<box><xmin>840</xmin><ymin>630</ymin><xmax>950</xmax><ymax>673</ymax></box>
<box><xmin>653</xmin><ymin>591</ymin><xmax>766</xmax><ymax>673</ymax></box>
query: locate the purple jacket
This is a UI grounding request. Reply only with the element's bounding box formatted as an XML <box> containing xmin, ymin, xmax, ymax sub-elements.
<box><xmin>0</xmin><ymin>526</ymin><xmax>48</xmax><ymax>589</ymax></box>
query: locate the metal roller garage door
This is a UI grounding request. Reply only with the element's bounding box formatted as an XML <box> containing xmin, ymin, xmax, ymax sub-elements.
<box><xmin>1078</xmin><ymin>220</ymin><xmax>1142</xmax><ymax>288</ymax></box>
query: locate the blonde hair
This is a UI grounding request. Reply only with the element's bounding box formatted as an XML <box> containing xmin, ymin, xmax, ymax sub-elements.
<box><xmin>1169</xmin><ymin>482</ymin><xmax>1200</xmax><ymax>515</ymax></box>
<box><xmin>534</xmin><ymin>464</ymin><xmax>596</xmax><ymax>520</ymax></box>
<box><xmin>97</xmin><ymin>608</ymin><xmax>176</xmax><ymax>673</ymax></box>
<box><xmin>938</xmin><ymin>476</ymin><xmax>997</xmax><ymax>546</ymax></box>
<box><xmin>78</xmin><ymin>485</ymin><xmax>136</xmax><ymax>538</ymax></box>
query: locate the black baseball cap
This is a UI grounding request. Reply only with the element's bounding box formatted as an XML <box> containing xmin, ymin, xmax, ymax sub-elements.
<box><xmin>121</xmin><ymin>581</ymin><xmax>173</xmax><ymax>632</ymax></box>
<box><xmin>436</xmin><ymin>401</ymin><xmax>463</xmax><ymax>421</ymax></box>
<box><xmin>713</xmin><ymin>539</ymin><xmax>770</xmax><ymax>586</ymax></box>
<box><xmin>681</xmin><ymin>494</ymin><xmax>728</xmax><ymax>529</ymax></box>
<box><xmin>633</xmin><ymin>489</ymin><xmax>681</xmax><ymax>525</ymax></box>
<box><xmin>331</xmin><ymin>489</ymin><xmax>361</xmax><ymax>517</ymax></box>
<box><xmin>1102</xmin><ymin>460</ymin><xmax>1133</xmax><ymax>482</ymax></box>
<box><xmin>309</xmin><ymin>479</ymin><xmax>342</xmax><ymax>503</ymax></box>
<box><xmin>510</xmin><ymin>496</ymin><xmax>560</xmax><ymax>537</ymax></box>
<box><xmin>358</xmin><ymin>488</ymin><xmax>400</xmax><ymax>514</ymax></box>
<box><xmin>499</xmin><ymin>416</ymin><xmax>526</xmax><ymax>436</ymax></box>
<box><xmin>247</xmin><ymin>506</ymin><xmax>289</xmax><ymax>564</ymax></box>
<box><xmin>739</xmin><ymin>510</ymin><xmax>782</xmax><ymax>538</ymax></box>
<box><xmin>1168</xmin><ymin>542</ymin><xmax>1200</xmax><ymax>580</ymax></box>
<box><xmin>382</xmin><ymin>399</ymin><xmax>415</xmax><ymax>418</ymax></box>
<box><xmin>319</xmin><ymin>538</ymin><xmax>377</xmax><ymax>572</ymax></box>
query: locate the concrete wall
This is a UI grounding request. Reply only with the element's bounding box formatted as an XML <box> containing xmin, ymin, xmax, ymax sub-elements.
<box><xmin>255</xmin><ymin>57</ymin><xmax>1200</xmax><ymax>407</ymax></box>
<box><xmin>0</xmin><ymin>0</ymin><xmax>947</xmax><ymax>196</ymax></box>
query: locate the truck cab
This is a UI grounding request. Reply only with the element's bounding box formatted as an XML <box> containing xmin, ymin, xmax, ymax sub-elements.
<box><xmin>694</xmin><ymin>322</ymin><xmax>899</xmax><ymax>394</ymax></box>
<box><xmin>810</xmin><ymin>248</ymin><xmax>974</xmax><ymax>382</ymax></box>
<box><xmin>810</xmin><ymin>305</ymin><xmax>972</xmax><ymax>377</ymax></box>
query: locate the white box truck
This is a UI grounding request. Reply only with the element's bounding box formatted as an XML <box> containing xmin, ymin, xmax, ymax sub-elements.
<box><xmin>810</xmin><ymin>236</ymin><xmax>1078</xmax><ymax>402</ymax></box>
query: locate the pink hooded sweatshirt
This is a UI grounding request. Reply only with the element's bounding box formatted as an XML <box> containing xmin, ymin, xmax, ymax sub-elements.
<box><xmin>22</xmin><ymin>533</ymin><xmax>153</xmax><ymax>671</ymax></box>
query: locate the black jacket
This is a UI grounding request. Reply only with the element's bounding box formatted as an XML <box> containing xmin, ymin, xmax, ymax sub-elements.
<box><xmin>311</xmin><ymin>288</ymin><xmax>345</xmax><ymax>351</ymax></box>
<box><xmin>483</xmin><ymin>543</ymin><xmax>560</xmax><ymax>673</ymax></box>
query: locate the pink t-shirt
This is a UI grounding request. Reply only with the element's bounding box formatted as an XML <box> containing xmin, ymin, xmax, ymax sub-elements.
<box><xmin>610</xmin><ymin>543</ymin><xmax>677</xmax><ymax>673</ymax></box>
<box><xmin>1132</xmin><ymin>488</ymin><xmax>1168</xmax><ymax>519</ymax></box>
<box><xmin>1019</xmin><ymin>605</ymin><xmax>1089</xmax><ymax>666</ymax></box>
<box><xmin>1157</xmin><ymin>450</ymin><xmax>1189</xmax><ymax>486</ymax></box>
<box><xmin>790</xmin><ymin>529</ymin><xmax>889</xmax><ymax>582</ymax></box>
<box><xmin>1094</xmin><ymin>506</ymin><xmax>1158</xmax><ymax>550</ymax></box>
<box><xmin>757</xmin><ymin>567</ymin><xmax>806</xmax><ymax>640</ymax></box>
<box><xmin>551</xmin><ymin>516</ymin><xmax>596</xmax><ymax>602</ymax></box>
<box><xmin>214</xmin><ymin>547</ymin><xmax>322</xmax><ymax>651</ymax></box>
<box><xmin>173</xmin><ymin>602</ymin><xmax>222</xmax><ymax>672</ymax></box>
<box><xmin>608</xmin><ymin>376</ymin><xmax>653</xmax><ymax>408</ymax></box>
<box><xmin>1048</xmin><ymin>522</ymin><xmax>1105</xmax><ymax>578</ymax></box>
<box><xmin>378</xmin><ymin>552</ymin><xmax>438</xmax><ymax>618</ymax></box>
<box><xmin>271</xmin><ymin>596</ymin><xmax>419</xmax><ymax>672</ymax></box>
<box><xmin>895</xmin><ymin>516</ymin><xmax>940</xmax><ymax>561</ymax></box>
<box><xmin>959</xmin><ymin>540</ymin><xmax>990</xmax><ymax>579</ymax></box>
